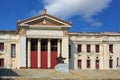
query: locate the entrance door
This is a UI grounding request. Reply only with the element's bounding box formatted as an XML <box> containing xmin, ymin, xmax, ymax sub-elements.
<box><xmin>51</xmin><ymin>51</ymin><xmax>57</xmax><ymax>68</ymax></box>
<box><xmin>41</xmin><ymin>51</ymin><xmax>48</xmax><ymax>69</ymax></box>
<box><xmin>31</xmin><ymin>51</ymin><xmax>38</xmax><ymax>69</ymax></box>
<box><xmin>0</xmin><ymin>58</ymin><xmax>4</xmax><ymax>67</ymax></box>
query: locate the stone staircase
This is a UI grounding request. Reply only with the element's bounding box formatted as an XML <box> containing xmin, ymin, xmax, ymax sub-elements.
<box><xmin>0</xmin><ymin>69</ymin><xmax>120</xmax><ymax>80</ymax></box>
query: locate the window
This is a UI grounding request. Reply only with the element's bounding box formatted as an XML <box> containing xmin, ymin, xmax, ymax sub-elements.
<box><xmin>0</xmin><ymin>58</ymin><xmax>4</xmax><ymax>67</ymax></box>
<box><xmin>117</xmin><ymin>57</ymin><xmax>119</xmax><ymax>66</ymax></box>
<box><xmin>78</xmin><ymin>60</ymin><xmax>82</xmax><ymax>69</ymax></box>
<box><xmin>41</xmin><ymin>39</ymin><xmax>48</xmax><ymax>51</ymax></box>
<box><xmin>95</xmin><ymin>60</ymin><xmax>99</xmax><ymax>69</ymax></box>
<box><xmin>51</xmin><ymin>39</ymin><xmax>57</xmax><ymax>51</ymax></box>
<box><xmin>11</xmin><ymin>44</ymin><xmax>16</xmax><ymax>58</ymax></box>
<box><xmin>87</xmin><ymin>44</ymin><xmax>91</xmax><ymax>53</ymax></box>
<box><xmin>31</xmin><ymin>39</ymin><xmax>38</xmax><ymax>51</ymax></box>
<box><xmin>109</xmin><ymin>44</ymin><xmax>113</xmax><ymax>53</ymax></box>
<box><xmin>69</xmin><ymin>45</ymin><xmax>71</xmax><ymax>58</ymax></box>
<box><xmin>78</xmin><ymin>44</ymin><xmax>82</xmax><ymax>52</ymax></box>
<box><xmin>87</xmin><ymin>60</ymin><xmax>90</xmax><ymax>68</ymax></box>
<box><xmin>109</xmin><ymin>59</ymin><xmax>113</xmax><ymax>68</ymax></box>
<box><xmin>95</xmin><ymin>45</ymin><xmax>99</xmax><ymax>53</ymax></box>
<box><xmin>0</xmin><ymin>43</ymin><xmax>4</xmax><ymax>51</ymax></box>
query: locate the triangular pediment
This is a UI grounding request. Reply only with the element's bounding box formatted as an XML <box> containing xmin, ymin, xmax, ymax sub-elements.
<box><xmin>18</xmin><ymin>10</ymin><xmax>72</xmax><ymax>27</ymax></box>
<box><xmin>25</xmin><ymin>17</ymin><xmax>65</xmax><ymax>26</ymax></box>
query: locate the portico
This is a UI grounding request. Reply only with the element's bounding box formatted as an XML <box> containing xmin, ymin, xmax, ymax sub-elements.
<box><xmin>18</xmin><ymin>9</ymin><xmax>71</xmax><ymax>69</ymax></box>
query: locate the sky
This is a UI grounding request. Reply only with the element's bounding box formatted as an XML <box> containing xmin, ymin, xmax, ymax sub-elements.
<box><xmin>0</xmin><ymin>0</ymin><xmax>120</xmax><ymax>32</ymax></box>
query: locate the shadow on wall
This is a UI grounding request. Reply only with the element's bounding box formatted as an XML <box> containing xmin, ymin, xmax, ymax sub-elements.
<box><xmin>0</xmin><ymin>68</ymin><xmax>19</xmax><ymax>80</ymax></box>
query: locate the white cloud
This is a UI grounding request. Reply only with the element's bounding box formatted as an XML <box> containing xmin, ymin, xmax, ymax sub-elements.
<box><xmin>42</xmin><ymin>0</ymin><xmax>112</xmax><ymax>27</ymax></box>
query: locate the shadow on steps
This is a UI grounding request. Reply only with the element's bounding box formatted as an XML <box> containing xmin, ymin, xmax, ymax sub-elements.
<box><xmin>0</xmin><ymin>68</ymin><xmax>19</xmax><ymax>76</ymax></box>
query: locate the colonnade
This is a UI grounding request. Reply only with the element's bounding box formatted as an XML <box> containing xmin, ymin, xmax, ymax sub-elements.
<box><xmin>27</xmin><ymin>38</ymin><xmax>61</xmax><ymax>68</ymax></box>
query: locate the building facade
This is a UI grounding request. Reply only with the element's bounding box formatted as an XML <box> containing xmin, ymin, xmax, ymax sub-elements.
<box><xmin>0</xmin><ymin>9</ymin><xmax>120</xmax><ymax>70</ymax></box>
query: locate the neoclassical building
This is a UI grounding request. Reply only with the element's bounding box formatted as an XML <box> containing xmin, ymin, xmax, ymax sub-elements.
<box><xmin>0</xmin><ymin>9</ymin><xmax>120</xmax><ymax>70</ymax></box>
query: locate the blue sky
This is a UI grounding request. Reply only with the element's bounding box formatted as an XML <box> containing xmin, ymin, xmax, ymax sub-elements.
<box><xmin>0</xmin><ymin>0</ymin><xmax>120</xmax><ymax>32</ymax></box>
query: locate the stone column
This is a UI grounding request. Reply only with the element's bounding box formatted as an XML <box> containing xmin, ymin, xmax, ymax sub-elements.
<box><xmin>48</xmin><ymin>39</ymin><xmax>51</xmax><ymax>68</ymax></box>
<box><xmin>27</xmin><ymin>38</ymin><xmax>31</xmax><ymax>68</ymax></box>
<box><xmin>57</xmin><ymin>39</ymin><xmax>61</xmax><ymax>57</ymax></box>
<box><xmin>38</xmin><ymin>39</ymin><xmax>41</xmax><ymax>68</ymax></box>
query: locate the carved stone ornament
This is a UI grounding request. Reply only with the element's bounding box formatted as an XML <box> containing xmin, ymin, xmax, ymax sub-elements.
<box><xmin>43</xmin><ymin>19</ymin><xmax>47</xmax><ymax>24</ymax></box>
<box><xmin>19</xmin><ymin>29</ymin><xmax>26</xmax><ymax>34</ymax></box>
<box><xmin>63</xmin><ymin>30</ymin><xmax>68</xmax><ymax>35</ymax></box>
